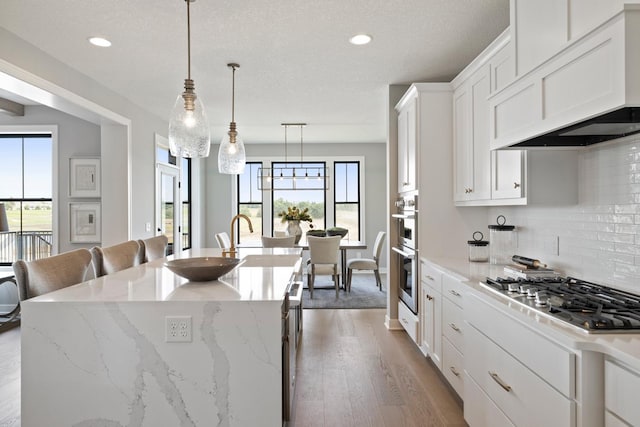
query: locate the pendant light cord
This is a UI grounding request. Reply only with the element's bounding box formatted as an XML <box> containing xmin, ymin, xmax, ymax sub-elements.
<box><xmin>284</xmin><ymin>124</ymin><xmax>288</xmax><ymax>162</ymax></box>
<box><xmin>186</xmin><ymin>0</ymin><xmax>191</xmax><ymax>80</ymax></box>
<box><xmin>231</xmin><ymin>66</ymin><xmax>236</xmax><ymax>122</ymax></box>
<box><xmin>300</xmin><ymin>124</ymin><xmax>304</xmax><ymax>164</ymax></box>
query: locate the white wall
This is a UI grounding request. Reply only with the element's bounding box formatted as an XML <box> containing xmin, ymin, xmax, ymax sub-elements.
<box><xmin>205</xmin><ymin>142</ymin><xmax>388</xmax><ymax>267</ymax></box>
<box><xmin>488</xmin><ymin>135</ymin><xmax>640</xmax><ymax>292</ymax></box>
<box><xmin>0</xmin><ymin>28</ymin><xmax>167</xmax><ymax>242</ymax></box>
<box><xmin>0</xmin><ymin>105</ymin><xmax>100</xmax><ymax>253</ymax></box>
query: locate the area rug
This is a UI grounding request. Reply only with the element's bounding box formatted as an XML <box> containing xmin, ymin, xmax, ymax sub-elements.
<box><xmin>302</xmin><ymin>273</ymin><xmax>387</xmax><ymax>309</ymax></box>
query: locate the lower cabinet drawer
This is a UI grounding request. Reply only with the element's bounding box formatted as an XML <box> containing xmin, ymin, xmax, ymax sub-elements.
<box><xmin>443</xmin><ymin>297</ymin><xmax>464</xmax><ymax>352</ymax></box>
<box><xmin>605</xmin><ymin>359</ymin><xmax>640</xmax><ymax>425</ymax></box>
<box><xmin>464</xmin><ymin>371</ymin><xmax>515</xmax><ymax>427</ymax></box>
<box><xmin>466</xmin><ymin>324</ymin><xmax>575</xmax><ymax>427</ymax></box>
<box><xmin>442</xmin><ymin>337</ymin><xmax>464</xmax><ymax>398</ymax></box>
<box><xmin>398</xmin><ymin>301</ymin><xmax>419</xmax><ymax>344</ymax></box>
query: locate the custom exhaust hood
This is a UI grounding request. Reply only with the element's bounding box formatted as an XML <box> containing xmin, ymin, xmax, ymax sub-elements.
<box><xmin>511</xmin><ymin>107</ymin><xmax>640</xmax><ymax>148</ymax></box>
<box><xmin>490</xmin><ymin>7</ymin><xmax>640</xmax><ymax>150</ymax></box>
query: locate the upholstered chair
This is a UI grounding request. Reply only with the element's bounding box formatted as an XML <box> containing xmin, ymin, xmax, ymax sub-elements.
<box><xmin>306</xmin><ymin>235</ymin><xmax>342</xmax><ymax>299</ymax></box>
<box><xmin>261</xmin><ymin>235</ymin><xmax>296</xmax><ymax>248</ymax></box>
<box><xmin>91</xmin><ymin>240</ymin><xmax>143</xmax><ymax>277</ymax></box>
<box><xmin>346</xmin><ymin>231</ymin><xmax>386</xmax><ymax>292</ymax></box>
<box><xmin>12</xmin><ymin>248</ymin><xmax>94</xmax><ymax>300</ymax></box>
<box><xmin>215</xmin><ymin>232</ymin><xmax>231</xmax><ymax>249</ymax></box>
<box><xmin>138</xmin><ymin>235</ymin><xmax>169</xmax><ymax>262</ymax></box>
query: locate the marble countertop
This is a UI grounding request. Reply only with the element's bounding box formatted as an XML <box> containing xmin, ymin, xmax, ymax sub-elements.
<box><xmin>25</xmin><ymin>247</ymin><xmax>302</xmax><ymax>304</ymax></box>
<box><xmin>421</xmin><ymin>256</ymin><xmax>640</xmax><ymax>371</ymax></box>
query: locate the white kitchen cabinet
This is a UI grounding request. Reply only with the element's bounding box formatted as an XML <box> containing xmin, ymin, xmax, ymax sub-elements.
<box><xmin>453</xmin><ymin>65</ymin><xmax>491</xmax><ymax>202</ymax></box>
<box><xmin>605</xmin><ymin>358</ymin><xmax>640</xmax><ymax>426</ymax></box>
<box><xmin>396</xmin><ymin>83</ymin><xmax>452</xmax><ymax>195</ymax></box>
<box><xmin>490</xmin><ymin>150</ymin><xmax>524</xmax><ymax>199</ymax></box>
<box><xmin>511</xmin><ymin>0</ymin><xmax>626</xmax><ymax>77</ymax></box>
<box><xmin>398</xmin><ymin>299</ymin><xmax>419</xmax><ymax>345</ymax></box>
<box><xmin>420</xmin><ymin>261</ymin><xmax>442</xmax><ymax>369</ymax></box>
<box><xmin>396</xmin><ymin>94</ymin><xmax>417</xmax><ymax>193</ymax></box>
<box><xmin>465</xmin><ymin>292</ymin><xmax>578</xmax><ymax>427</ymax></box>
<box><xmin>441</xmin><ymin>273</ymin><xmax>465</xmax><ymax>399</ymax></box>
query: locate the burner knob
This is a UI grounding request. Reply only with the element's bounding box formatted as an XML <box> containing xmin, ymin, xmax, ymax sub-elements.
<box><xmin>535</xmin><ymin>291</ymin><xmax>549</xmax><ymax>306</ymax></box>
<box><xmin>507</xmin><ymin>283</ymin><xmax>520</xmax><ymax>293</ymax></box>
<box><xmin>527</xmin><ymin>287</ymin><xmax>539</xmax><ymax>298</ymax></box>
<box><xmin>519</xmin><ymin>285</ymin><xmax>531</xmax><ymax>294</ymax></box>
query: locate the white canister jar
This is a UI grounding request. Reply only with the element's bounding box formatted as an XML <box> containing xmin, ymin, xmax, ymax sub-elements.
<box><xmin>488</xmin><ymin>215</ymin><xmax>515</xmax><ymax>265</ymax></box>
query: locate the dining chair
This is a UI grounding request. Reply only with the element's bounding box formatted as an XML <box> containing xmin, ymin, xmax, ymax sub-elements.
<box><xmin>138</xmin><ymin>235</ymin><xmax>169</xmax><ymax>262</ymax></box>
<box><xmin>215</xmin><ymin>232</ymin><xmax>231</xmax><ymax>249</ymax></box>
<box><xmin>306</xmin><ymin>235</ymin><xmax>342</xmax><ymax>299</ymax></box>
<box><xmin>12</xmin><ymin>248</ymin><xmax>94</xmax><ymax>300</ymax></box>
<box><xmin>261</xmin><ymin>235</ymin><xmax>296</xmax><ymax>248</ymax></box>
<box><xmin>346</xmin><ymin>231</ymin><xmax>386</xmax><ymax>292</ymax></box>
<box><xmin>91</xmin><ymin>240</ymin><xmax>143</xmax><ymax>277</ymax></box>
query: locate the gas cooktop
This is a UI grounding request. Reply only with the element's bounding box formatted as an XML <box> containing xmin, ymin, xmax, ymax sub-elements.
<box><xmin>481</xmin><ymin>276</ymin><xmax>640</xmax><ymax>334</ymax></box>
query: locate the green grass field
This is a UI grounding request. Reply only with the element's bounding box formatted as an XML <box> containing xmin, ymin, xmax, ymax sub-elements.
<box><xmin>5</xmin><ymin>207</ymin><xmax>52</xmax><ymax>231</ymax></box>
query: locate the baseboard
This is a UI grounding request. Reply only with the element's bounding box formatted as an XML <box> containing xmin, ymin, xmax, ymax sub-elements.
<box><xmin>385</xmin><ymin>315</ymin><xmax>402</xmax><ymax>330</ymax></box>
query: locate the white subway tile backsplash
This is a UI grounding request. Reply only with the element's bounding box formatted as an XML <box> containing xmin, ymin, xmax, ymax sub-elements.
<box><xmin>488</xmin><ymin>136</ymin><xmax>640</xmax><ymax>291</ymax></box>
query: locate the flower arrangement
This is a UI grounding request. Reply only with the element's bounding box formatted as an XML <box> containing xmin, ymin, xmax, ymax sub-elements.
<box><xmin>278</xmin><ymin>206</ymin><xmax>314</xmax><ymax>227</ymax></box>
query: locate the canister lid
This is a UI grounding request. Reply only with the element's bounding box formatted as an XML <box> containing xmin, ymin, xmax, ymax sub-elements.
<box><xmin>488</xmin><ymin>215</ymin><xmax>515</xmax><ymax>231</ymax></box>
<box><xmin>468</xmin><ymin>231</ymin><xmax>489</xmax><ymax>246</ymax></box>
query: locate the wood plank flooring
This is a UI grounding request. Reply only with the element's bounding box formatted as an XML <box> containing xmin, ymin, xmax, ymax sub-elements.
<box><xmin>291</xmin><ymin>309</ymin><xmax>466</xmax><ymax>427</ymax></box>
<box><xmin>0</xmin><ymin>310</ymin><xmax>465</xmax><ymax>427</ymax></box>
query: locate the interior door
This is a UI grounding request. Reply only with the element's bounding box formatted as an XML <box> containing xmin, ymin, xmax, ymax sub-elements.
<box><xmin>157</xmin><ymin>164</ymin><xmax>181</xmax><ymax>255</ymax></box>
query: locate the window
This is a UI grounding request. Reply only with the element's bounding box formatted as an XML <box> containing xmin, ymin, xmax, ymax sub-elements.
<box><xmin>181</xmin><ymin>157</ymin><xmax>192</xmax><ymax>249</ymax></box>
<box><xmin>334</xmin><ymin>162</ymin><xmax>360</xmax><ymax>241</ymax></box>
<box><xmin>237</xmin><ymin>158</ymin><xmax>362</xmax><ymax>244</ymax></box>
<box><xmin>0</xmin><ymin>134</ymin><xmax>53</xmax><ymax>265</ymax></box>
<box><xmin>272</xmin><ymin>161</ymin><xmax>326</xmax><ymax>236</ymax></box>
<box><xmin>237</xmin><ymin>162</ymin><xmax>263</xmax><ymax>244</ymax></box>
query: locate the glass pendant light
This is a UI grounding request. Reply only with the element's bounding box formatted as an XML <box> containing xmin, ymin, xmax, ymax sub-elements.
<box><xmin>218</xmin><ymin>63</ymin><xmax>246</xmax><ymax>174</ymax></box>
<box><xmin>168</xmin><ymin>0</ymin><xmax>211</xmax><ymax>158</ymax></box>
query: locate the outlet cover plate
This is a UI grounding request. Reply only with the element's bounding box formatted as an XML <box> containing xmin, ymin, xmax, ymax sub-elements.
<box><xmin>165</xmin><ymin>315</ymin><xmax>192</xmax><ymax>343</ymax></box>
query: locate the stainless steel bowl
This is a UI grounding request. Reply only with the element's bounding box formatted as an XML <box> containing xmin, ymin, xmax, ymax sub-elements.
<box><xmin>164</xmin><ymin>257</ymin><xmax>242</xmax><ymax>282</ymax></box>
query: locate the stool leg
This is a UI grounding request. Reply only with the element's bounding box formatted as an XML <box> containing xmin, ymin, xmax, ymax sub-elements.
<box><xmin>374</xmin><ymin>269</ymin><xmax>382</xmax><ymax>291</ymax></box>
<box><xmin>347</xmin><ymin>268</ymin><xmax>352</xmax><ymax>292</ymax></box>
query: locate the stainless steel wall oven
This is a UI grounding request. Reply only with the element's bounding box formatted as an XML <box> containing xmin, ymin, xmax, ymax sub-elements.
<box><xmin>392</xmin><ymin>193</ymin><xmax>418</xmax><ymax>314</ymax></box>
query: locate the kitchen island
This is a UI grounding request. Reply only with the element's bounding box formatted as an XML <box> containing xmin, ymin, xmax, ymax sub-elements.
<box><xmin>20</xmin><ymin>247</ymin><xmax>302</xmax><ymax>427</ymax></box>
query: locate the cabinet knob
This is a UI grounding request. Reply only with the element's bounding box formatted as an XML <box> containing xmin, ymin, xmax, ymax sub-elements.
<box><xmin>403</xmin><ymin>182</ymin><xmax>410</xmax><ymax>186</ymax></box>
<box><xmin>468</xmin><ymin>188</ymin><xmax>473</xmax><ymax>193</ymax></box>
<box><xmin>426</xmin><ymin>294</ymin><xmax>433</xmax><ymax>301</ymax></box>
<box><xmin>513</xmin><ymin>182</ymin><xmax>520</xmax><ymax>189</ymax></box>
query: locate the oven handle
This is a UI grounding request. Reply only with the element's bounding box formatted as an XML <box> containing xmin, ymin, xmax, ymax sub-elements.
<box><xmin>392</xmin><ymin>246</ymin><xmax>415</xmax><ymax>259</ymax></box>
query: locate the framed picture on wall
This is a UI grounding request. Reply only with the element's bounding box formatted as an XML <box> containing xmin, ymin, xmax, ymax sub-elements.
<box><xmin>70</xmin><ymin>202</ymin><xmax>101</xmax><ymax>243</ymax></box>
<box><xmin>69</xmin><ymin>157</ymin><xmax>101</xmax><ymax>197</ymax></box>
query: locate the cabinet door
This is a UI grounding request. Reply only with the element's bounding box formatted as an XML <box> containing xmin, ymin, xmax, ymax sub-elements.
<box><xmin>397</xmin><ymin>97</ymin><xmax>417</xmax><ymax>193</ymax></box>
<box><xmin>421</xmin><ymin>281</ymin><xmax>442</xmax><ymax>370</ymax></box>
<box><xmin>453</xmin><ymin>85</ymin><xmax>472</xmax><ymax>201</ymax></box>
<box><xmin>470</xmin><ymin>66</ymin><xmax>491</xmax><ymax>201</ymax></box>
<box><xmin>491</xmin><ymin>150</ymin><xmax>524</xmax><ymax>199</ymax></box>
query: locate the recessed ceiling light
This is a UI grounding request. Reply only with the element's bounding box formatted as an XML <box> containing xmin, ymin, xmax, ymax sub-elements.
<box><xmin>349</xmin><ymin>34</ymin><xmax>372</xmax><ymax>45</ymax></box>
<box><xmin>88</xmin><ymin>37</ymin><xmax>112</xmax><ymax>47</ymax></box>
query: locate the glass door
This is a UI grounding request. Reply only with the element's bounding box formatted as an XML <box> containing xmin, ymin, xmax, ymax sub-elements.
<box><xmin>157</xmin><ymin>164</ymin><xmax>180</xmax><ymax>255</ymax></box>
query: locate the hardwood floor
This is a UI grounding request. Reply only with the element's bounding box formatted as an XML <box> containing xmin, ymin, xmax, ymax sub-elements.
<box><xmin>291</xmin><ymin>309</ymin><xmax>466</xmax><ymax>427</ymax></box>
<box><xmin>0</xmin><ymin>310</ymin><xmax>465</xmax><ymax>427</ymax></box>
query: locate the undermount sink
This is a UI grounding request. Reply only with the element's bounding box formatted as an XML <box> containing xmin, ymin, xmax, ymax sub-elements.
<box><xmin>240</xmin><ymin>254</ymin><xmax>301</xmax><ymax>267</ymax></box>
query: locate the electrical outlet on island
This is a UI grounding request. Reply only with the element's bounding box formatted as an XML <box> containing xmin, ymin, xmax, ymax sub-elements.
<box><xmin>165</xmin><ymin>315</ymin><xmax>192</xmax><ymax>343</ymax></box>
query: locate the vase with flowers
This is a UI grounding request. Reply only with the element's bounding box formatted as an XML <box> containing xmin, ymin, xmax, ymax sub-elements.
<box><xmin>278</xmin><ymin>206</ymin><xmax>313</xmax><ymax>243</ymax></box>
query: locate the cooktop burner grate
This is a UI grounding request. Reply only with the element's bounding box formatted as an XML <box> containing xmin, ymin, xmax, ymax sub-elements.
<box><xmin>482</xmin><ymin>276</ymin><xmax>640</xmax><ymax>333</ymax></box>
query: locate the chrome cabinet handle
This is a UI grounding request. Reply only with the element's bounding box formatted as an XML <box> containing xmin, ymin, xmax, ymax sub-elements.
<box><xmin>449</xmin><ymin>323</ymin><xmax>460</xmax><ymax>332</ymax></box>
<box><xmin>489</xmin><ymin>371</ymin><xmax>512</xmax><ymax>392</ymax></box>
<box><xmin>449</xmin><ymin>289</ymin><xmax>461</xmax><ymax>297</ymax></box>
<box><xmin>514</xmin><ymin>182</ymin><xmax>520</xmax><ymax>189</ymax></box>
<box><xmin>450</xmin><ymin>366</ymin><xmax>460</xmax><ymax>377</ymax></box>
<box><xmin>403</xmin><ymin>182</ymin><xmax>410</xmax><ymax>186</ymax></box>
<box><xmin>425</xmin><ymin>275</ymin><xmax>434</xmax><ymax>281</ymax></box>
<box><xmin>401</xmin><ymin>318</ymin><xmax>408</xmax><ymax>325</ymax></box>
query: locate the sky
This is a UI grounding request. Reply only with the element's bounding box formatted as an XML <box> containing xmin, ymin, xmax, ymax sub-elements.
<box><xmin>0</xmin><ymin>136</ymin><xmax>52</xmax><ymax>199</ymax></box>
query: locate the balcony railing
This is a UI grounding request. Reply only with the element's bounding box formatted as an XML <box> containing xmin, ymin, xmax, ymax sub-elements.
<box><xmin>0</xmin><ymin>231</ymin><xmax>52</xmax><ymax>263</ymax></box>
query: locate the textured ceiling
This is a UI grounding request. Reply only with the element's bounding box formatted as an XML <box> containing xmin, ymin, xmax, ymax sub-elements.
<box><xmin>0</xmin><ymin>0</ymin><xmax>509</xmax><ymax>144</ymax></box>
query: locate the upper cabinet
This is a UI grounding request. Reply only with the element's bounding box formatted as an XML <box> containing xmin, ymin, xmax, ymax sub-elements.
<box><xmin>396</xmin><ymin>93</ymin><xmax>418</xmax><ymax>193</ymax></box>
<box><xmin>396</xmin><ymin>83</ymin><xmax>452</xmax><ymax>195</ymax></box>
